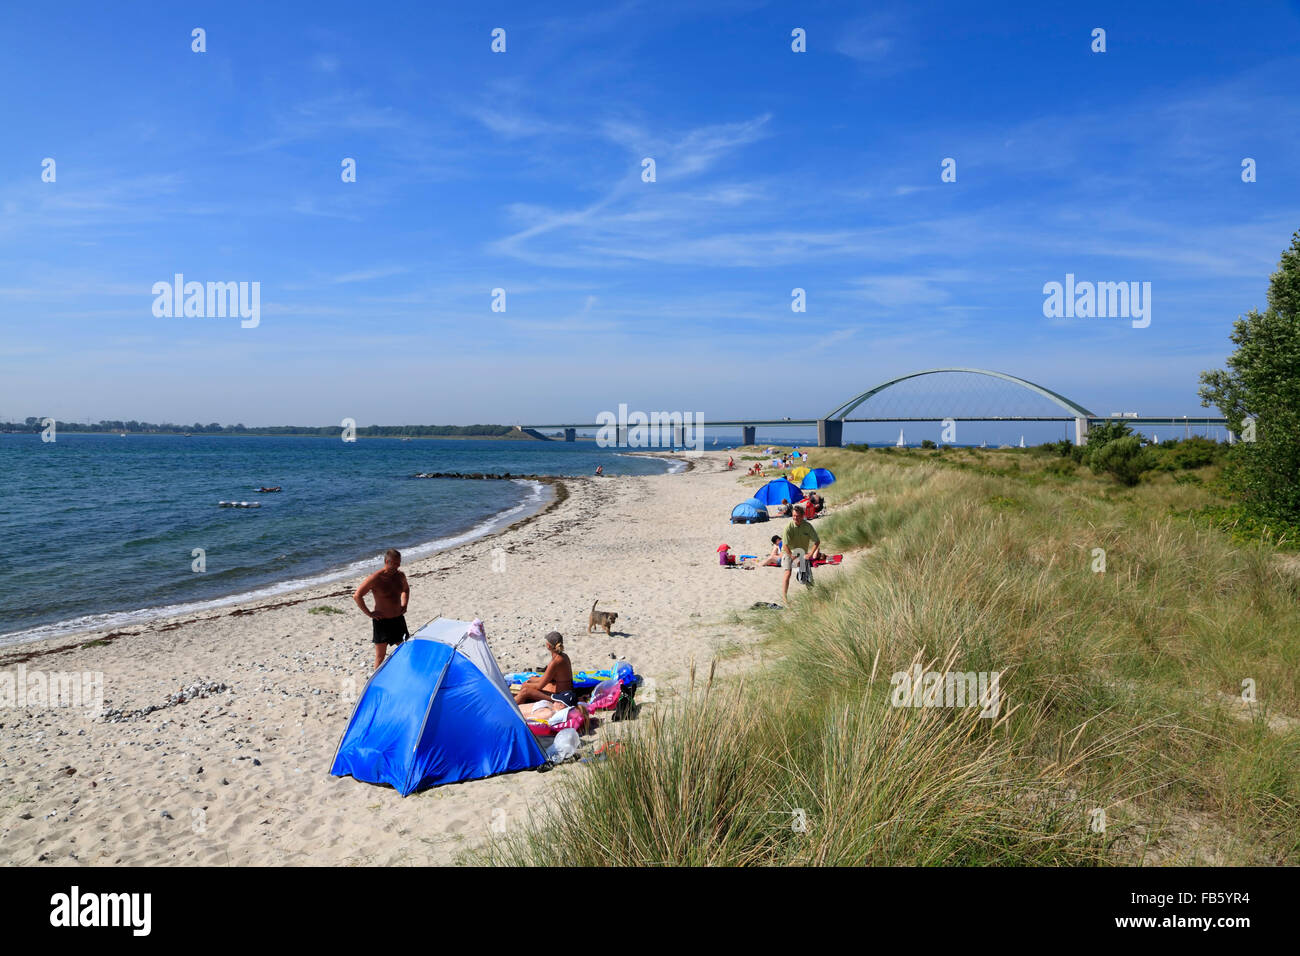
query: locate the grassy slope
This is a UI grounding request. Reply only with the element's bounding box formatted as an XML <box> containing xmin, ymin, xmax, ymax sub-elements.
<box><xmin>480</xmin><ymin>447</ymin><xmax>1299</xmax><ymax>866</ymax></box>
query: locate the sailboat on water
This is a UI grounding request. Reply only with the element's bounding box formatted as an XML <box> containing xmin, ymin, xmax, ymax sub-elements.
<box><xmin>979</xmin><ymin>439</ymin><xmax>987</xmax><ymax>449</ymax></box>
<box><xmin>896</xmin><ymin>428</ymin><xmax>906</xmax><ymax>448</ymax></box>
<box><xmin>1018</xmin><ymin>436</ymin><xmax>1025</xmax><ymax>448</ymax></box>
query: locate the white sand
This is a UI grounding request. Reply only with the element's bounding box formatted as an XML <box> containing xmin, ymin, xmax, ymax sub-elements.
<box><xmin>0</xmin><ymin>451</ymin><xmax>841</xmax><ymax>865</ymax></box>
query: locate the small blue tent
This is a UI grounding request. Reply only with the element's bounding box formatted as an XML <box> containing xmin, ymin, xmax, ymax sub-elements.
<box><xmin>730</xmin><ymin>497</ymin><xmax>769</xmax><ymax>523</ymax></box>
<box><xmin>330</xmin><ymin>623</ymin><xmax>545</xmax><ymax>795</ymax></box>
<box><xmin>799</xmin><ymin>468</ymin><xmax>837</xmax><ymax>490</ymax></box>
<box><xmin>752</xmin><ymin>478</ymin><xmax>806</xmax><ymax>506</ymax></box>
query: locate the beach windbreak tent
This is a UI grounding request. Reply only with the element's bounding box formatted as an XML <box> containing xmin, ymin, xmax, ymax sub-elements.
<box><xmin>331</xmin><ymin>618</ymin><xmax>544</xmax><ymax>795</ymax></box>
<box><xmin>799</xmin><ymin>468</ymin><xmax>837</xmax><ymax>490</ymax></box>
<box><xmin>730</xmin><ymin>497</ymin><xmax>769</xmax><ymax>523</ymax></box>
<box><xmin>788</xmin><ymin>466</ymin><xmax>811</xmax><ymax>483</ymax></box>
<box><xmin>753</xmin><ymin>478</ymin><xmax>806</xmax><ymax>506</ymax></box>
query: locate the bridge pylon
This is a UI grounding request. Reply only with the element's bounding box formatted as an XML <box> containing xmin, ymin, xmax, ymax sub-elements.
<box><xmin>1074</xmin><ymin>417</ymin><xmax>1089</xmax><ymax>446</ymax></box>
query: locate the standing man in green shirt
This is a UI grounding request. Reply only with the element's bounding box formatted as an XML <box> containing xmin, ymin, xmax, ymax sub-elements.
<box><xmin>781</xmin><ymin>503</ymin><xmax>822</xmax><ymax>603</ymax></box>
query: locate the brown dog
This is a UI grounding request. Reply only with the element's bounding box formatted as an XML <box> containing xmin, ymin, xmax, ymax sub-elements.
<box><xmin>588</xmin><ymin>599</ymin><xmax>619</xmax><ymax>636</ymax></box>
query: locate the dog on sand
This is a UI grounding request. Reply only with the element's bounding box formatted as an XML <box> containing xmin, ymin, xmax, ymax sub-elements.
<box><xmin>588</xmin><ymin>599</ymin><xmax>619</xmax><ymax>636</ymax></box>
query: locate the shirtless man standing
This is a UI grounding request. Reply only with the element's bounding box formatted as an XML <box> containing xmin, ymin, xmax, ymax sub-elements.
<box><xmin>353</xmin><ymin>548</ymin><xmax>410</xmax><ymax>669</ymax></box>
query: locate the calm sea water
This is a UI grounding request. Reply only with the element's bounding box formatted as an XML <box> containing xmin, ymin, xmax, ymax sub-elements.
<box><xmin>0</xmin><ymin>434</ymin><xmax>678</xmax><ymax>646</ymax></box>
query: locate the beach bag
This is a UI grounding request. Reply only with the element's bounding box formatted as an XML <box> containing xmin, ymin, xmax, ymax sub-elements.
<box><xmin>796</xmin><ymin>558</ymin><xmax>814</xmax><ymax>587</ymax></box>
<box><xmin>611</xmin><ymin>683</ymin><xmax>638</xmax><ymax>722</ymax></box>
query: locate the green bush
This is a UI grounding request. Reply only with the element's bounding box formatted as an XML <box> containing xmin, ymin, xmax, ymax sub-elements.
<box><xmin>1036</xmin><ymin>439</ymin><xmax>1074</xmax><ymax>458</ymax></box>
<box><xmin>1089</xmin><ymin>436</ymin><xmax>1157</xmax><ymax>486</ymax></box>
<box><xmin>1157</xmin><ymin>436</ymin><xmax>1221</xmax><ymax>470</ymax></box>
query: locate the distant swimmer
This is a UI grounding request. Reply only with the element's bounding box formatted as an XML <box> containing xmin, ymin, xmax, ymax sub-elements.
<box><xmin>353</xmin><ymin>548</ymin><xmax>410</xmax><ymax>670</ymax></box>
<box><xmin>594</xmin><ymin>465</ymin><xmax>604</xmax><ymax>477</ymax></box>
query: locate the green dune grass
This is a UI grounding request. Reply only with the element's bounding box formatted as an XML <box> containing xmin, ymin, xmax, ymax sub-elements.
<box><xmin>478</xmin><ymin>448</ymin><xmax>1299</xmax><ymax>866</ymax></box>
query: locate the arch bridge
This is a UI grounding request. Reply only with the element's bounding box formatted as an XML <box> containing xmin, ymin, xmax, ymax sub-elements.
<box><xmin>522</xmin><ymin>368</ymin><xmax>1229</xmax><ymax>447</ymax></box>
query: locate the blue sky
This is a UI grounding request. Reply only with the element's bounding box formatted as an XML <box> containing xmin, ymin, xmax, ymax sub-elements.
<box><xmin>2</xmin><ymin>0</ymin><xmax>1299</xmax><ymax>433</ymax></box>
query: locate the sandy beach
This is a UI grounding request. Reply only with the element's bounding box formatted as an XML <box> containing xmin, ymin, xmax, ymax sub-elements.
<box><xmin>0</xmin><ymin>450</ymin><xmax>839</xmax><ymax>866</ymax></box>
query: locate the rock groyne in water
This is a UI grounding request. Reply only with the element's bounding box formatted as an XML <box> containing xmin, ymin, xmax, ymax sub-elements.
<box><xmin>413</xmin><ymin>471</ymin><xmax>558</xmax><ymax>480</ymax></box>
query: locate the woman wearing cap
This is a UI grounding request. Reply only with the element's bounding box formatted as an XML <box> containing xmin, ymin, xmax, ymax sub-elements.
<box><xmin>514</xmin><ymin>632</ymin><xmax>576</xmax><ymax>707</ymax></box>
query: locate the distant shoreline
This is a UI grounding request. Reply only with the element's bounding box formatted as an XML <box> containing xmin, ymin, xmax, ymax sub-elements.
<box><xmin>0</xmin><ymin>430</ymin><xmax>591</xmax><ymax>441</ymax></box>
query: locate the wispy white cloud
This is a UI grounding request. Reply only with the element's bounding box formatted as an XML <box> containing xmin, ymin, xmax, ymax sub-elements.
<box><xmin>834</xmin><ymin>13</ymin><xmax>919</xmax><ymax>74</ymax></box>
<box><xmin>330</xmin><ymin>266</ymin><xmax>409</xmax><ymax>284</ymax></box>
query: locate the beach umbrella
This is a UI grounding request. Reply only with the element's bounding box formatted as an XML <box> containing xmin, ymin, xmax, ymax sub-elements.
<box><xmin>799</xmin><ymin>468</ymin><xmax>837</xmax><ymax>490</ymax></box>
<box><xmin>788</xmin><ymin>466</ymin><xmax>811</xmax><ymax>483</ymax></box>
<box><xmin>752</xmin><ymin>478</ymin><xmax>806</xmax><ymax>506</ymax></box>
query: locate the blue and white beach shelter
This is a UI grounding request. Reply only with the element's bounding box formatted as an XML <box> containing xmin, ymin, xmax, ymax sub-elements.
<box><xmin>753</xmin><ymin>478</ymin><xmax>806</xmax><ymax>506</ymax></box>
<box><xmin>730</xmin><ymin>497</ymin><xmax>769</xmax><ymax>523</ymax></box>
<box><xmin>799</xmin><ymin>468</ymin><xmax>837</xmax><ymax>490</ymax></box>
<box><xmin>330</xmin><ymin>618</ymin><xmax>545</xmax><ymax>795</ymax></box>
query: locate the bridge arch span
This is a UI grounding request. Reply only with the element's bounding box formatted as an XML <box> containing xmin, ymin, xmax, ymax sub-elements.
<box><xmin>824</xmin><ymin>367</ymin><xmax>1096</xmax><ymax>421</ymax></box>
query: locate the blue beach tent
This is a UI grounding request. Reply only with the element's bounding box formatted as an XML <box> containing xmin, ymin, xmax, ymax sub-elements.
<box><xmin>330</xmin><ymin>618</ymin><xmax>545</xmax><ymax>795</ymax></box>
<box><xmin>799</xmin><ymin>468</ymin><xmax>837</xmax><ymax>490</ymax></box>
<box><xmin>730</xmin><ymin>497</ymin><xmax>770</xmax><ymax>523</ymax></box>
<box><xmin>752</xmin><ymin>478</ymin><xmax>806</xmax><ymax>506</ymax></box>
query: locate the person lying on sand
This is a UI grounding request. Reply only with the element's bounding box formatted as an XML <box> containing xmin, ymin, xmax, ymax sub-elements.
<box><xmin>515</xmin><ymin>631</ymin><xmax>575</xmax><ymax>707</ymax></box>
<box><xmin>353</xmin><ymin>548</ymin><xmax>410</xmax><ymax>670</ymax></box>
<box><xmin>519</xmin><ymin>696</ymin><xmax>591</xmax><ymax>734</ymax></box>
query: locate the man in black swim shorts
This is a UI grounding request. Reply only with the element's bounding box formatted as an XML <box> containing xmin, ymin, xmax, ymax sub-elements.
<box><xmin>353</xmin><ymin>548</ymin><xmax>411</xmax><ymax>670</ymax></box>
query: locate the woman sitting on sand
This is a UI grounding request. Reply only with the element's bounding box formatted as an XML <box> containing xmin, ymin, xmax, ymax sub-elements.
<box><xmin>515</xmin><ymin>631</ymin><xmax>575</xmax><ymax>707</ymax></box>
